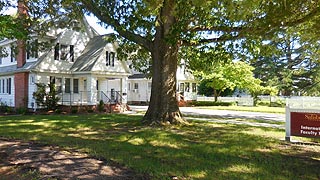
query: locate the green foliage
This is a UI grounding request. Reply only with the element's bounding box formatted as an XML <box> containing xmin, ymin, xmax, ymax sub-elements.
<box><xmin>189</xmin><ymin>101</ymin><xmax>235</xmax><ymax>107</ymax></box>
<box><xmin>191</xmin><ymin>59</ymin><xmax>264</xmax><ymax>102</ymax></box>
<box><xmin>248</xmin><ymin>28</ymin><xmax>320</xmax><ymax>96</ymax></box>
<box><xmin>0</xmin><ymin>102</ymin><xmax>10</xmax><ymax>113</ymax></box>
<box><xmin>257</xmin><ymin>99</ymin><xmax>286</xmax><ymax>108</ymax></box>
<box><xmin>97</xmin><ymin>100</ymin><xmax>105</xmax><ymax>112</ymax></box>
<box><xmin>198</xmin><ymin>79</ymin><xmax>235</xmax><ymax>97</ymax></box>
<box><xmin>4</xmin><ymin>0</ymin><xmax>320</xmax><ymax>124</ymax></box>
<box><xmin>270</xmin><ymin>99</ymin><xmax>286</xmax><ymax>108</ymax></box>
<box><xmin>55</xmin><ymin>109</ymin><xmax>62</xmax><ymax>114</ymax></box>
<box><xmin>87</xmin><ymin>109</ymin><xmax>94</xmax><ymax>113</ymax></box>
<box><xmin>33</xmin><ymin>82</ymin><xmax>60</xmax><ymax>111</ymax></box>
<box><xmin>15</xmin><ymin>107</ymin><xmax>28</xmax><ymax>115</ymax></box>
<box><xmin>71</xmin><ymin>107</ymin><xmax>78</xmax><ymax>114</ymax></box>
<box><xmin>0</xmin><ymin>15</ymin><xmax>28</xmax><ymax>39</ymax></box>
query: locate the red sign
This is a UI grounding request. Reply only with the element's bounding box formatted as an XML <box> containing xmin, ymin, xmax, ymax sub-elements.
<box><xmin>291</xmin><ymin>112</ymin><xmax>320</xmax><ymax>138</ymax></box>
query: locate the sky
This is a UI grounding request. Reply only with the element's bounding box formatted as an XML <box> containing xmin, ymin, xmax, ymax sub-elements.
<box><xmin>85</xmin><ymin>15</ymin><xmax>114</xmax><ymax>35</ymax></box>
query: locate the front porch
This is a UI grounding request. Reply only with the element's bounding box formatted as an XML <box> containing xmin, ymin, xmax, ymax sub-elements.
<box><xmin>57</xmin><ymin>90</ymin><xmax>126</xmax><ymax>106</ymax></box>
<box><xmin>31</xmin><ymin>73</ymin><xmax>129</xmax><ymax>112</ymax></box>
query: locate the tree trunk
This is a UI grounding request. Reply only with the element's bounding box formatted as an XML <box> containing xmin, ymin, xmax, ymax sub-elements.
<box><xmin>142</xmin><ymin>45</ymin><xmax>186</xmax><ymax>125</ymax></box>
<box><xmin>142</xmin><ymin>0</ymin><xmax>188</xmax><ymax>125</ymax></box>
<box><xmin>214</xmin><ymin>89</ymin><xmax>218</xmax><ymax>102</ymax></box>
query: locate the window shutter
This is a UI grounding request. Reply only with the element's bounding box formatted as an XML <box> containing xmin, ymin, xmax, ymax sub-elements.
<box><xmin>54</xmin><ymin>43</ymin><xmax>60</xmax><ymax>60</ymax></box>
<box><xmin>106</xmin><ymin>51</ymin><xmax>109</xmax><ymax>66</ymax></box>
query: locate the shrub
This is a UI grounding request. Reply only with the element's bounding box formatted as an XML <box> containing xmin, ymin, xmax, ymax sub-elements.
<box><xmin>257</xmin><ymin>101</ymin><xmax>270</xmax><ymax>106</ymax></box>
<box><xmin>257</xmin><ymin>99</ymin><xmax>285</xmax><ymax>107</ymax></box>
<box><xmin>271</xmin><ymin>99</ymin><xmax>286</xmax><ymax>107</ymax></box>
<box><xmin>71</xmin><ymin>107</ymin><xmax>78</xmax><ymax>114</ymax></box>
<box><xmin>98</xmin><ymin>100</ymin><xmax>105</xmax><ymax>112</ymax></box>
<box><xmin>16</xmin><ymin>107</ymin><xmax>27</xmax><ymax>115</ymax></box>
<box><xmin>55</xmin><ymin>109</ymin><xmax>62</xmax><ymax>114</ymax></box>
<box><xmin>33</xmin><ymin>82</ymin><xmax>60</xmax><ymax>111</ymax></box>
<box><xmin>0</xmin><ymin>102</ymin><xmax>9</xmax><ymax>113</ymax></box>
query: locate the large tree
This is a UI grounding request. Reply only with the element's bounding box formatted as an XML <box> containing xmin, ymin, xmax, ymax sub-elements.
<box><xmin>249</xmin><ymin>29</ymin><xmax>320</xmax><ymax>96</ymax></box>
<box><xmin>7</xmin><ymin>0</ymin><xmax>320</xmax><ymax>125</ymax></box>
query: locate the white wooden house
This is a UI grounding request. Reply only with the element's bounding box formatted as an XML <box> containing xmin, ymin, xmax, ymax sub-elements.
<box><xmin>127</xmin><ymin>62</ymin><xmax>198</xmax><ymax>104</ymax></box>
<box><xmin>0</xmin><ymin>17</ymin><xmax>131</xmax><ymax>110</ymax></box>
<box><xmin>0</xmin><ymin>14</ymin><xmax>197</xmax><ymax>110</ymax></box>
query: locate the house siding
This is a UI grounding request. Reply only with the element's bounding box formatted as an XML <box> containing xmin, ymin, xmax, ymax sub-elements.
<box><xmin>36</xmin><ymin>30</ymin><xmax>89</xmax><ymax>73</ymax></box>
<box><xmin>127</xmin><ymin>79</ymin><xmax>151</xmax><ymax>103</ymax></box>
<box><xmin>28</xmin><ymin>73</ymin><xmax>37</xmax><ymax>109</ymax></box>
<box><xmin>91</xmin><ymin>45</ymin><xmax>128</xmax><ymax>74</ymax></box>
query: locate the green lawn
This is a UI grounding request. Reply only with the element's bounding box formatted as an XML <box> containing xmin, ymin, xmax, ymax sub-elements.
<box><xmin>0</xmin><ymin>114</ymin><xmax>319</xmax><ymax>180</ymax></box>
<box><xmin>194</xmin><ymin>105</ymin><xmax>285</xmax><ymax>114</ymax></box>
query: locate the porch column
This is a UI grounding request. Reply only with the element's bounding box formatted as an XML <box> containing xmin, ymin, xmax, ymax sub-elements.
<box><xmin>121</xmin><ymin>77</ymin><xmax>128</xmax><ymax>104</ymax></box>
<box><xmin>87</xmin><ymin>76</ymin><xmax>97</xmax><ymax>105</ymax></box>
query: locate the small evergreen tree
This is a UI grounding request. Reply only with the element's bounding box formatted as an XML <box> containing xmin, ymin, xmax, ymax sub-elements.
<box><xmin>33</xmin><ymin>82</ymin><xmax>60</xmax><ymax>110</ymax></box>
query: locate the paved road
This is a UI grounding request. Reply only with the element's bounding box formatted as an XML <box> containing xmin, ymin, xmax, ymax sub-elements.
<box><xmin>180</xmin><ymin>107</ymin><xmax>285</xmax><ymax>122</ymax></box>
<box><xmin>128</xmin><ymin>105</ymin><xmax>285</xmax><ymax>129</ymax></box>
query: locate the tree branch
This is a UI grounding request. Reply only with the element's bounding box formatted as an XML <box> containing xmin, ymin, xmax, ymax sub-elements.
<box><xmin>80</xmin><ymin>0</ymin><xmax>153</xmax><ymax>52</ymax></box>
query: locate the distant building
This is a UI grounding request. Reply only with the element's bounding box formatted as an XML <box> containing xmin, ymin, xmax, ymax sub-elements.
<box><xmin>127</xmin><ymin>60</ymin><xmax>197</xmax><ymax>104</ymax></box>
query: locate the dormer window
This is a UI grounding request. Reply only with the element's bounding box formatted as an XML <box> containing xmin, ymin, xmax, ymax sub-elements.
<box><xmin>60</xmin><ymin>44</ymin><xmax>69</xmax><ymax>60</ymax></box>
<box><xmin>27</xmin><ymin>40</ymin><xmax>38</xmax><ymax>60</ymax></box>
<box><xmin>54</xmin><ymin>43</ymin><xmax>74</xmax><ymax>62</ymax></box>
<box><xmin>106</xmin><ymin>51</ymin><xmax>115</xmax><ymax>67</ymax></box>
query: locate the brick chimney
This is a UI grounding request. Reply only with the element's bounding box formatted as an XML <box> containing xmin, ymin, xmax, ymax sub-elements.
<box><xmin>14</xmin><ymin>0</ymin><xmax>29</xmax><ymax>108</ymax></box>
<box><xmin>16</xmin><ymin>0</ymin><xmax>28</xmax><ymax>68</ymax></box>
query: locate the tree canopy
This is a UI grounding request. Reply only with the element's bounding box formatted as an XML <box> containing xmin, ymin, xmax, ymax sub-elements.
<box><xmin>3</xmin><ymin>0</ymin><xmax>320</xmax><ymax>125</ymax></box>
<box><xmin>248</xmin><ymin>28</ymin><xmax>320</xmax><ymax>96</ymax></box>
<box><xmin>0</xmin><ymin>1</ymin><xmax>27</xmax><ymax>39</ymax></box>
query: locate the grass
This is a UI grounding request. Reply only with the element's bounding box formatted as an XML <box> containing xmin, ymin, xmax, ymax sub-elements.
<box><xmin>0</xmin><ymin>114</ymin><xmax>319</xmax><ymax>180</ymax></box>
<box><xmin>194</xmin><ymin>105</ymin><xmax>285</xmax><ymax>114</ymax></box>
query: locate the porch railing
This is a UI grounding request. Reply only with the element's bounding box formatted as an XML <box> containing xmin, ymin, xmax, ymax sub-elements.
<box><xmin>58</xmin><ymin>91</ymin><xmax>90</xmax><ymax>106</ymax></box>
<box><xmin>103</xmin><ymin>91</ymin><xmax>125</xmax><ymax>104</ymax></box>
<box><xmin>57</xmin><ymin>90</ymin><xmax>125</xmax><ymax>106</ymax></box>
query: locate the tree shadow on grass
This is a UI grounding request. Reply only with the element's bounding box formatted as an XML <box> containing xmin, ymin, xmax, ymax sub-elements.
<box><xmin>0</xmin><ymin>114</ymin><xmax>319</xmax><ymax>179</ymax></box>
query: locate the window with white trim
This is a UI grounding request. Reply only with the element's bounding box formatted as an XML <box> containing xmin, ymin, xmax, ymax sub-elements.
<box><xmin>27</xmin><ymin>40</ymin><xmax>38</xmax><ymax>60</ymax></box>
<box><xmin>73</xmin><ymin>79</ymin><xmax>79</xmax><ymax>93</ymax></box>
<box><xmin>134</xmin><ymin>83</ymin><xmax>138</xmax><ymax>90</ymax></box>
<box><xmin>65</xmin><ymin>78</ymin><xmax>71</xmax><ymax>93</ymax></box>
<box><xmin>192</xmin><ymin>83</ymin><xmax>197</xmax><ymax>92</ymax></box>
<box><xmin>106</xmin><ymin>51</ymin><xmax>115</xmax><ymax>67</ymax></box>
<box><xmin>54</xmin><ymin>43</ymin><xmax>74</xmax><ymax>61</ymax></box>
<box><xmin>0</xmin><ymin>78</ymin><xmax>12</xmax><ymax>94</ymax></box>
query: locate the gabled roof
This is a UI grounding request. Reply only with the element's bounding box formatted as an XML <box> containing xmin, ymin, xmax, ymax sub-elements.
<box><xmin>0</xmin><ymin>61</ymin><xmax>37</xmax><ymax>75</ymax></box>
<box><xmin>71</xmin><ymin>35</ymin><xmax>109</xmax><ymax>72</ymax></box>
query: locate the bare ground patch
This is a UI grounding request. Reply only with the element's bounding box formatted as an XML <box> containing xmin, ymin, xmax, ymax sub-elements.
<box><xmin>0</xmin><ymin>138</ymin><xmax>150</xmax><ymax>180</ymax></box>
